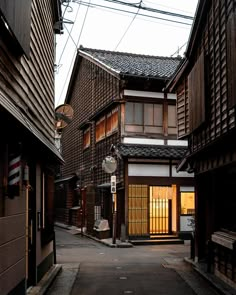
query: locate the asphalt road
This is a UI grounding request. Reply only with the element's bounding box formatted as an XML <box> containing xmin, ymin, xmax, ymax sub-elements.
<box><xmin>46</xmin><ymin>227</ymin><xmax>220</xmax><ymax>295</ymax></box>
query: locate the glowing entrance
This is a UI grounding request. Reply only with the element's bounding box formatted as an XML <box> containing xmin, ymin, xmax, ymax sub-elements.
<box><xmin>128</xmin><ymin>185</ymin><xmax>176</xmax><ymax>236</ymax></box>
<box><xmin>150</xmin><ymin>186</ymin><xmax>172</xmax><ymax>234</ymax></box>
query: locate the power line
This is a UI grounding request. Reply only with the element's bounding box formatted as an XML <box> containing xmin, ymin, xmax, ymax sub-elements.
<box><xmin>101</xmin><ymin>0</ymin><xmax>194</xmax><ymax>20</ymax></box>
<box><xmin>114</xmin><ymin>1</ymin><xmax>142</xmax><ymax>50</ymax></box>
<box><xmin>74</xmin><ymin>1</ymin><xmax>192</xmax><ymax>26</ymax></box>
<box><xmin>79</xmin><ymin>1</ymin><xmax>190</xmax><ymax>30</ymax></box>
<box><xmin>56</xmin><ymin>2</ymin><xmax>81</xmax><ymax>70</ymax></box>
<box><xmin>171</xmin><ymin>42</ymin><xmax>187</xmax><ymax>57</ymax></box>
<box><xmin>143</xmin><ymin>0</ymin><xmax>194</xmax><ymax>15</ymax></box>
<box><xmin>56</xmin><ymin>0</ymin><xmax>91</xmax><ymax>106</ymax></box>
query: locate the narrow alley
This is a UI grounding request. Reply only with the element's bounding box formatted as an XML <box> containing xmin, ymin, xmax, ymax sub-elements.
<box><xmin>46</xmin><ymin>227</ymin><xmax>220</xmax><ymax>295</ymax></box>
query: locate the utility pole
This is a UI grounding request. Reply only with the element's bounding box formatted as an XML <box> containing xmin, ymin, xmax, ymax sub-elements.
<box><xmin>111</xmin><ymin>175</ymin><xmax>117</xmax><ymax>244</ymax></box>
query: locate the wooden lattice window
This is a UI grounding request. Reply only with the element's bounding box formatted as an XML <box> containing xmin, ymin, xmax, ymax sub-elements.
<box><xmin>128</xmin><ymin>185</ymin><xmax>148</xmax><ymax>236</ymax></box>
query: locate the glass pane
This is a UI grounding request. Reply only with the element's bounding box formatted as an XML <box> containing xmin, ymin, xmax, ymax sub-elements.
<box><xmin>181</xmin><ymin>192</ymin><xmax>195</xmax><ymax>215</ymax></box>
<box><xmin>144</xmin><ymin>104</ymin><xmax>153</xmax><ymax>125</ymax></box>
<box><xmin>134</xmin><ymin>103</ymin><xmax>143</xmax><ymax>124</ymax></box>
<box><xmin>154</xmin><ymin>104</ymin><xmax>163</xmax><ymax>126</ymax></box>
<box><xmin>125</xmin><ymin>102</ymin><xmax>133</xmax><ymax>124</ymax></box>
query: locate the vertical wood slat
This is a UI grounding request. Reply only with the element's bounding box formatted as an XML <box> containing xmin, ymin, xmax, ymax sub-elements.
<box><xmin>0</xmin><ymin>0</ymin><xmax>56</xmax><ymax>145</ymax></box>
<box><xmin>188</xmin><ymin>51</ymin><xmax>206</xmax><ymax>132</ymax></box>
<box><xmin>227</xmin><ymin>9</ymin><xmax>236</xmax><ymax>109</ymax></box>
<box><xmin>175</xmin><ymin>0</ymin><xmax>236</xmax><ymax>169</ymax></box>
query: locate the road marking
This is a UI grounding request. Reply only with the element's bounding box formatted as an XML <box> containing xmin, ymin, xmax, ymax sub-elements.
<box><xmin>124</xmin><ymin>291</ymin><xmax>133</xmax><ymax>294</ymax></box>
<box><xmin>116</xmin><ymin>266</ymin><xmax>122</xmax><ymax>269</ymax></box>
<box><xmin>120</xmin><ymin>276</ymin><xmax>127</xmax><ymax>280</ymax></box>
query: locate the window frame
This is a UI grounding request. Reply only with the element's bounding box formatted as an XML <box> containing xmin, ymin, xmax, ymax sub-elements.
<box><xmin>83</xmin><ymin>127</ymin><xmax>91</xmax><ymax>149</ymax></box>
<box><xmin>125</xmin><ymin>102</ymin><xmax>164</xmax><ymax>134</ymax></box>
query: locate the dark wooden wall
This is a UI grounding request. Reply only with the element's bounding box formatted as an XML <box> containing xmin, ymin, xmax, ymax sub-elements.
<box><xmin>0</xmin><ymin>0</ymin><xmax>59</xmax><ymax>293</ymax></box>
<box><xmin>176</xmin><ymin>0</ymin><xmax>236</xmax><ymax>164</ymax></box>
<box><xmin>61</xmin><ymin>58</ymin><xmax>121</xmax><ymax>186</ymax></box>
<box><xmin>0</xmin><ymin>0</ymin><xmax>56</xmax><ymax>145</ymax></box>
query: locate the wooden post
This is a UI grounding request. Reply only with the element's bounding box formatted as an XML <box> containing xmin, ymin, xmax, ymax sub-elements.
<box><xmin>112</xmin><ymin>193</ymin><xmax>117</xmax><ymax>244</ymax></box>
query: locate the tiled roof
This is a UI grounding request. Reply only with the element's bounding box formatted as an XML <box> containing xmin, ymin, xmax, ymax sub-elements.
<box><xmin>118</xmin><ymin>143</ymin><xmax>187</xmax><ymax>159</ymax></box>
<box><xmin>79</xmin><ymin>47</ymin><xmax>182</xmax><ymax>80</ymax></box>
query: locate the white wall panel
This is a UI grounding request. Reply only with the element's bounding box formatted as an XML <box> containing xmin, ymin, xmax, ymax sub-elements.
<box><xmin>172</xmin><ymin>166</ymin><xmax>194</xmax><ymax>178</ymax></box>
<box><xmin>128</xmin><ymin>164</ymin><xmax>169</xmax><ymax>177</ymax></box>
<box><xmin>123</xmin><ymin>137</ymin><xmax>164</xmax><ymax>145</ymax></box>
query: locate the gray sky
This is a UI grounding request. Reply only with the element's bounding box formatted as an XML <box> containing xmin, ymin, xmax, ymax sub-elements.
<box><xmin>54</xmin><ymin>0</ymin><xmax>198</xmax><ymax>107</ymax></box>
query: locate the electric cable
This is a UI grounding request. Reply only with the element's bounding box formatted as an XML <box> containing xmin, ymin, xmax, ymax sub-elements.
<box><xmin>171</xmin><ymin>42</ymin><xmax>187</xmax><ymax>57</ymax></box>
<box><xmin>101</xmin><ymin>0</ymin><xmax>194</xmax><ymax>20</ymax></box>
<box><xmin>74</xmin><ymin>1</ymin><xmax>192</xmax><ymax>26</ymax></box>
<box><xmin>56</xmin><ymin>0</ymin><xmax>91</xmax><ymax>106</ymax></box>
<box><xmin>56</xmin><ymin>2</ymin><xmax>81</xmax><ymax>73</ymax></box>
<box><xmin>114</xmin><ymin>1</ymin><xmax>142</xmax><ymax>50</ymax></box>
<box><xmin>143</xmin><ymin>0</ymin><xmax>194</xmax><ymax>15</ymax></box>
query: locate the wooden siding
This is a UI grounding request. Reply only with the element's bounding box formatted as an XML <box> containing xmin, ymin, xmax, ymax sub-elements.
<box><xmin>188</xmin><ymin>52</ymin><xmax>206</xmax><ymax>131</ymax></box>
<box><xmin>0</xmin><ymin>258</ymin><xmax>25</xmax><ymax>295</ymax></box>
<box><xmin>0</xmin><ymin>0</ymin><xmax>56</xmax><ymax>146</ymax></box>
<box><xmin>176</xmin><ymin>77</ymin><xmax>189</xmax><ymax>138</ymax></box>
<box><xmin>61</xmin><ymin>58</ymin><xmax>121</xmax><ymax>186</ymax></box>
<box><xmin>0</xmin><ymin>213</ymin><xmax>26</xmax><ymax>294</ymax></box>
<box><xmin>227</xmin><ymin>8</ymin><xmax>236</xmax><ymax>109</ymax></box>
<box><xmin>0</xmin><ymin>1</ymin><xmax>59</xmax><ymax>293</ymax></box>
<box><xmin>0</xmin><ymin>0</ymin><xmax>32</xmax><ymax>55</ymax></box>
<box><xmin>176</xmin><ymin>0</ymin><xmax>236</xmax><ymax>162</ymax></box>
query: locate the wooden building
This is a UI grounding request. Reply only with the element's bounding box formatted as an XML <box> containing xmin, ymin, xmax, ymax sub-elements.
<box><xmin>58</xmin><ymin>46</ymin><xmax>195</xmax><ymax>241</ymax></box>
<box><xmin>166</xmin><ymin>0</ymin><xmax>236</xmax><ymax>289</ymax></box>
<box><xmin>0</xmin><ymin>1</ymin><xmax>63</xmax><ymax>294</ymax></box>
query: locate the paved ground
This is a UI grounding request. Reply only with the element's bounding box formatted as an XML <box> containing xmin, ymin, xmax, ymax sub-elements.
<box><xmin>46</xmin><ymin>227</ymin><xmax>220</xmax><ymax>295</ymax></box>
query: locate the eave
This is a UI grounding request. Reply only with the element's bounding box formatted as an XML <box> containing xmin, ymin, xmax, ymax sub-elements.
<box><xmin>79</xmin><ymin>50</ymin><xmax>121</xmax><ymax>79</ymax></box>
<box><xmin>165</xmin><ymin>0</ymin><xmax>209</xmax><ymax>91</ymax></box>
<box><xmin>52</xmin><ymin>0</ymin><xmax>62</xmax><ymax>34</ymax></box>
<box><xmin>64</xmin><ymin>48</ymin><xmax>121</xmax><ymax>105</ymax></box>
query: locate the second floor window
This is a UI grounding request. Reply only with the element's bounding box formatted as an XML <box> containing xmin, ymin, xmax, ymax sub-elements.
<box><xmin>125</xmin><ymin>102</ymin><xmax>163</xmax><ymax>134</ymax></box>
<box><xmin>95</xmin><ymin>107</ymin><xmax>118</xmax><ymax>142</ymax></box>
